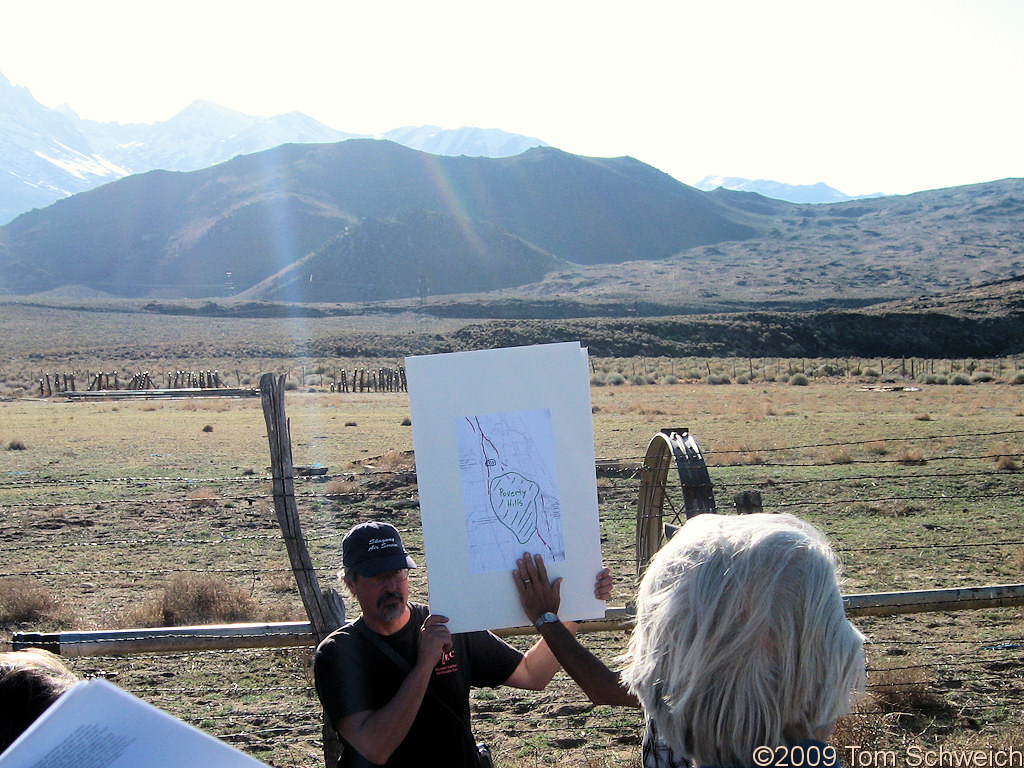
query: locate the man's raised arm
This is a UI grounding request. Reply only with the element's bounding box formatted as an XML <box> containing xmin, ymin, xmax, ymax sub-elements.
<box><xmin>511</xmin><ymin>553</ymin><xmax>638</xmax><ymax>706</ymax></box>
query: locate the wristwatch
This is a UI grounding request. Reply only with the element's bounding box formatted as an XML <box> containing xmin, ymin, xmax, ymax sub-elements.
<box><xmin>534</xmin><ymin>611</ymin><xmax>560</xmax><ymax>630</ymax></box>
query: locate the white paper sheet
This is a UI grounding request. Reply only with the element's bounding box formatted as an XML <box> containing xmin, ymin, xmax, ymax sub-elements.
<box><xmin>0</xmin><ymin>678</ymin><xmax>269</xmax><ymax>768</ymax></box>
<box><xmin>406</xmin><ymin>342</ymin><xmax>605</xmax><ymax>633</ymax></box>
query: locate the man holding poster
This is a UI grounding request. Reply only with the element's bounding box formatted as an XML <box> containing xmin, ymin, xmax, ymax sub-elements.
<box><xmin>314</xmin><ymin>521</ymin><xmax>611</xmax><ymax>768</ymax></box>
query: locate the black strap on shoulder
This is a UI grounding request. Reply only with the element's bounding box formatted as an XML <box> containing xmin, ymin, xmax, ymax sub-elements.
<box><xmin>350</xmin><ymin>619</ymin><xmax>479</xmax><ymax>751</ymax></box>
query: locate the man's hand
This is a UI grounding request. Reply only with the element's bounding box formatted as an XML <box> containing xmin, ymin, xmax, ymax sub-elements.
<box><xmin>594</xmin><ymin>566</ymin><xmax>613</xmax><ymax>602</ymax></box>
<box><xmin>515</xmin><ymin>553</ymin><xmax>615</xmax><ymax>624</ymax></box>
<box><xmin>417</xmin><ymin>614</ymin><xmax>453</xmax><ymax>668</ymax></box>
<box><xmin>514</xmin><ymin>553</ymin><xmax>561</xmax><ymax>625</ymax></box>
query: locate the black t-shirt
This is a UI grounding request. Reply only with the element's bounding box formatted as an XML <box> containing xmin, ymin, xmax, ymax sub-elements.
<box><xmin>314</xmin><ymin>603</ymin><xmax>524</xmax><ymax>768</ymax></box>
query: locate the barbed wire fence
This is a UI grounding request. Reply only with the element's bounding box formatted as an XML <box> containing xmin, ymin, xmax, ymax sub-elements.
<box><xmin>2</xmin><ymin>425</ymin><xmax>1023</xmax><ymax>765</ymax></box>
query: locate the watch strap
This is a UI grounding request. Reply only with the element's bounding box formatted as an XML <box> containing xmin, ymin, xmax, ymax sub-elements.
<box><xmin>534</xmin><ymin>612</ymin><xmax>559</xmax><ymax>630</ymax></box>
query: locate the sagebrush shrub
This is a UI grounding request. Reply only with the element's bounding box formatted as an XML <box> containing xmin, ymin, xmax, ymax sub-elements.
<box><xmin>125</xmin><ymin>574</ymin><xmax>258</xmax><ymax>627</ymax></box>
<box><xmin>0</xmin><ymin>577</ymin><xmax>62</xmax><ymax>623</ymax></box>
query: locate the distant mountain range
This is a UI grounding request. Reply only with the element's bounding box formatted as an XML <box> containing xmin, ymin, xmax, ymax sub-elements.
<box><xmin>0</xmin><ymin>140</ymin><xmax>763</xmax><ymax>300</ymax></box>
<box><xmin>694</xmin><ymin>176</ymin><xmax>883</xmax><ymax>204</ymax></box>
<box><xmin>0</xmin><ymin>70</ymin><xmax>547</xmax><ymax>224</ymax></box>
<box><xmin>2</xmin><ymin>132</ymin><xmax>1023</xmax><ymax>310</ymax></box>
<box><xmin>4</xmin><ymin>67</ymin><xmax>895</xmax><ymax>226</ymax></box>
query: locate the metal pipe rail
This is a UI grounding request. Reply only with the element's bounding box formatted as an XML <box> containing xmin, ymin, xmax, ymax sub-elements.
<box><xmin>13</xmin><ymin>586</ymin><xmax>1024</xmax><ymax>657</ymax></box>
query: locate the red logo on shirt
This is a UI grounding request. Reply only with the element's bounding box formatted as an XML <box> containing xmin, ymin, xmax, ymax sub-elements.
<box><xmin>434</xmin><ymin>648</ymin><xmax>458</xmax><ymax>676</ymax></box>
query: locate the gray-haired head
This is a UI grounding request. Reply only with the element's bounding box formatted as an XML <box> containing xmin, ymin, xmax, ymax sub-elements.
<box><xmin>620</xmin><ymin>513</ymin><xmax>865</xmax><ymax>768</ymax></box>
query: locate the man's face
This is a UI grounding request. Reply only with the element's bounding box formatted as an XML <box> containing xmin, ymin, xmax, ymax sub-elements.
<box><xmin>348</xmin><ymin>569</ymin><xmax>410</xmax><ymax>624</ymax></box>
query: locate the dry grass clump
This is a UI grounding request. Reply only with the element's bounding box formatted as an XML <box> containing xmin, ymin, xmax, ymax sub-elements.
<box><xmin>896</xmin><ymin>449</ymin><xmax>928</xmax><ymax>466</ymax></box>
<box><xmin>714</xmin><ymin>444</ymin><xmax>765</xmax><ymax>466</ymax></box>
<box><xmin>991</xmin><ymin>441</ymin><xmax>1020</xmax><ymax>471</ymax></box>
<box><xmin>123</xmin><ymin>573</ymin><xmax>259</xmax><ymax>627</ymax></box>
<box><xmin>995</xmin><ymin>454</ymin><xmax>1021</xmax><ymax>471</ymax></box>
<box><xmin>367</xmin><ymin>449</ymin><xmax>416</xmax><ymax>472</ymax></box>
<box><xmin>1011</xmin><ymin>547</ymin><xmax>1024</xmax><ymax>571</ymax></box>
<box><xmin>0</xmin><ymin>577</ymin><xmax>68</xmax><ymax>625</ymax></box>
<box><xmin>5</xmin><ymin>439</ymin><xmax>26</xmax><ymax>451</ymax></box>
<box><xmin>178</xmin><ymin>399</ymin><xmax>231</xmax><ymax>412</ymax></box>
<box><xmin>864</xmin><ymin>666</ymin><xmax>956</xmax><ymax>725</ymax></box>
<box><xmin>825</xmin><ymin>447</ymin><xmax>855</xmax><ymax>464</ymax></box>
<box><xmin>325</xmin><ymin>478</ymin><xmax>362</xmax><ymax>497</ymax></box>
<box><xmin>914</xmin><ymin>413</ymin><xmax>932</xmax><ymax>421</ymax></box>
<box><xmin>623</xmin><ymin>403</ymin><xmax>667</xmax><ymax>416</ymax></box>
<box><xmin>187</xmin><ymin>487</ymin><xmax>220</xmax><ymax>507</ymax></box>
<box><xmin>864</xmin><ymin>441</ymin><xmax>889</xmax><ymax>455</ymax></box>
<box><xmin>267</xmin><ymin>572</ymin><xmax>301</xmax><ymax>594</ymax></box>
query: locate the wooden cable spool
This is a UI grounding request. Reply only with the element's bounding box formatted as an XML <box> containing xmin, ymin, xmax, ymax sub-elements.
<box><xmin>635</xmin><ymin>428</ymin><xmax>717</xmax><ymax>577</ymax></box>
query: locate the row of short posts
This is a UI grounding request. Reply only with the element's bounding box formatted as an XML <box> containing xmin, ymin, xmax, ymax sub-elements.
<box><xmin>167</xmin><ymin>370</ymin><xmax>223</xmax><ymax>389</ymax></box>
<box><xmin>46</xmin><ymin>370</ymin><xmax>226</xmax><ymax>394</ymax></box>
<box><xmin>128</xmin><ymin>372</ymin><xmax>157</xmax><ymax>390</ymax></box>
<box><xmin>88</xmin><ymin>372</ymin><xmax>118</xmax><ymax>391</ymax></box>
<box><xmin>329</xmin><ymin>367</ymin><xmax>407</xmax><ymax>393</ymax></box>
<box><xmin>39</xmin><ymin>373</ymin><xmax>76</xmax><ymax>396</ymax></box>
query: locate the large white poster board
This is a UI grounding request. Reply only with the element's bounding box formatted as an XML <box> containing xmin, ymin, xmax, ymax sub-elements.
<box><xmin>406</xmin><ymin>342</ymin><xmax>604</xmax><ymax>633</ymax></box>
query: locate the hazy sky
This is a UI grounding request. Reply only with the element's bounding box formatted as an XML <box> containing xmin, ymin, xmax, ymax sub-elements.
<box><xmin>1</xmin><ymin>0</ymin><xmax>1021</xmax><ymax>196</ymax></box>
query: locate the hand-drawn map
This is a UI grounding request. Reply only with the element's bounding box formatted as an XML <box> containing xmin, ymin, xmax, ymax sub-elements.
<box><xmin>456</xmin><ymin>407</ymin><xmax>566</xmax><ymax>574</ymax></box>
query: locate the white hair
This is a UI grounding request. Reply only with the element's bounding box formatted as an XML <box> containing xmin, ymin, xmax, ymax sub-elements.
<box><xmin>620</xmin><ymin>513</ymin><xmax>865</xmax><ymax>768</ymax></box>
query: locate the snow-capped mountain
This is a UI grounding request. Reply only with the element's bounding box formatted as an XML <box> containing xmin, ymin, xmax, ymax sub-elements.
<box><xmin>695</xmin><ymin>175</ymin><xmax>882</xmax><ymax>204</ymax></box>
<box><xmin>75</xmin><ymin>100</ymin><xmax>360</xmax><ymax>177</ymax></box>
<box><xmin>0</xmin><ymin>70</ymin><xmax>550</xmax><ymax>224</ymax></box>
<box><xmin>0</xmin><ymin>73</ymin><xmax>129</xmax><ymax>222</ymax></box>
<box><xmin>380</xmin><ymin>125</ymin><xmax>548</xmax><ymax>158</ymax></box>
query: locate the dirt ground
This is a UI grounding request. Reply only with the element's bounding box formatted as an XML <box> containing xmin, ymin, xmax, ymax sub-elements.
<box><xmin>2</xmin><ymin>380</ymin><xmax>1023</xmax><ymax>767</ymax></box>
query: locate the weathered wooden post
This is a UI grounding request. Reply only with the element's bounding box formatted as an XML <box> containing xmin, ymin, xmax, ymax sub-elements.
<box><xmin>733</xmin><ymin>490</ymin><xmax>764</xmax><ymax>514</ymax></box>
<box><xmin>260</xmin><ymin>373</ymin><xmax>345</xmax><ymax>768</ymax></box>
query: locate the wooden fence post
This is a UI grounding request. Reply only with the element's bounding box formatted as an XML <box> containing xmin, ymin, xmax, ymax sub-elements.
<box><xmin>260</xmin><ymin>372</ymin><xmax>345</xmax><ymax>768</ymax></box>
<box><xmin>733</xmin><ymin>490</ymin><xmax>764</xmax><ymax>514</ymax></box>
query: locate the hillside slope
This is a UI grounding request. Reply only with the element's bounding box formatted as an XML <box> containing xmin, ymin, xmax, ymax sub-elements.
<box><xmin>239</xmin><ymin>210</ymin><xmax>564</xmax><ymax>302</ymax></box>
<box><xmin>0</xmin><ymin>140</ymin><xmax>764</xmax><ymax>299</ymax></box>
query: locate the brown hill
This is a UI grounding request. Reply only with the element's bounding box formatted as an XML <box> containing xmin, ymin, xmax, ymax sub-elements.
<box><xmin>238</xmin><ymin>210</ymin><xmax>564</xmax><ymax>302</ymax></box>
<box><xmin>0</xmin><ymin>140</ymin><xmax>763</xmax><ymax>300</ymax></box>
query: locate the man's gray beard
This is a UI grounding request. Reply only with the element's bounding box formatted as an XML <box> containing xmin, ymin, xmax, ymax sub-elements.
<box><xmin>378</xmin><ymin>598</ymin><xmax>406</xmax><ymax>622</ymax></box>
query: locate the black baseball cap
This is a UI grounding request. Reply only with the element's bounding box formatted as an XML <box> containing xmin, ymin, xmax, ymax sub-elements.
<box><xmin>342</xmin><ymin>521</ymin><xmax>417</xmax><ymax>577</ymax></box>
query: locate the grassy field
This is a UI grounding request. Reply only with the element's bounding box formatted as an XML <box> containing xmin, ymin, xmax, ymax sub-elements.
<box><xmin>2</xmin><ymin>375</ymin><xmax>1023</xmax><ymax>767</ymax></box>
